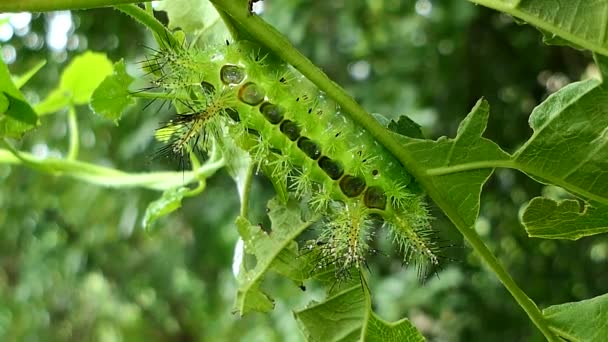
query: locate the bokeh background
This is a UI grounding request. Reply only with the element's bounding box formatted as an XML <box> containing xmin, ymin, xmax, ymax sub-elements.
<box><xmin>1</xmin><ymin>0</ymin><xmax>607</xmax><ymax>341</ymax></box>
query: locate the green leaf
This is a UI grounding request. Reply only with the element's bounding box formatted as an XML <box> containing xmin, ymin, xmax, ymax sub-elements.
<box><xmin>156</xmin><ymin>0</ymin><xmax>221</xmax><ymax>34</ymax></box>
<box><xmin>90</xmin><ymin>59</ymin><xmax>135</xmax><ymax>123</ymax></box>
<box><xmin>388</xmin><ymin>115</ymin><xmax>425</xmax><ymax>139</ymax></box>
<box><xmin>36</xmin><ymin>51</ymin><xmax>113</xmax><ymax>115</ymax></box>
<box><xmin>295</xmin><ymin>285</ymin><xmax>367</xmax><ymax>342</ymax></box>
<box><xmin>0</xmin><ymin>59</ymin><xmax>38</xmax><ymax>138</ymax></box>
<box><xmin>142</xmin><ymin>186</ymin><xmax>191</xmax><ymax>230</ymax></box>
<box><xmin>295</xmin><ymin>284</ymin><xmax>425</xmax><ymax>342</ymax></box>
<box><xmin>522</xmin><ymin>198</ymin><xmax>608</xmax><ymax>240</ymax></box>
<box><xmin>234</xmin><ymin>198</ymin><xmax>317</xmax><ymax>315</ymax></box>
<box><xmin>365</xmin><ymin>313</ymin><xmax>425</xmax><ymax>342</ymax></box>
<box><xmin>397</xmin><ymin>99</ymin><xmax>511</xmax><ymax>227</ymax></box>
<box><xmin>512</xmin><ymin>79</ymin><xmax>608</xmax><ymax>206</ymax></box>
<box><xmin>469</xmin><ymin>0</ymin><xmax>608</xmax><ymax>55</ymax></box>
<box><xmin>543</xmin><ymin>293</ymin><xmax>608</xmax><ymax>342</ymax></box>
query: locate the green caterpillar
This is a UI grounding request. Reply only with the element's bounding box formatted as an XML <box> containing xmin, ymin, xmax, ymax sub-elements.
<box><xmin>147</xmin><ymin>40</ymin><xmax>439</xmax><ymax>279</ymax></box>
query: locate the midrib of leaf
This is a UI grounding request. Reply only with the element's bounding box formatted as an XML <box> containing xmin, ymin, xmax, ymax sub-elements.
<box><xmin>469</xmin><ymin>0</ymin><xmax>608</xmax><ymax>56</ymax></box>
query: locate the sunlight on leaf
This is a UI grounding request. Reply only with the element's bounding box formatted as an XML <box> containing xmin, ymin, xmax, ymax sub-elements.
<box><xmin>156</xmin><ymin>0</ymin><xmax>221</xmax><ymax>35</ymax></box>
<box><xmin>543</xmin><ymin>293</ymin><xmax>608</xmax><ymax>342</ymax></box>
<box><xmin>90</xmin><ymin>59</ymin><xmax>135</xmax><ymax>123</ymax></box>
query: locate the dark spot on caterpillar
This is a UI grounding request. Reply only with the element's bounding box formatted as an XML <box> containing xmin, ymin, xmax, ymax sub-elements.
<box><xmin>260</xmin><ymin>102</ymin><xmax>284</xmax><ymax>124</ymax></box>
<box><xmin>279</xmin><ymin>120</ymin><xmax>301</xmax><ymax>141</ymax></box>
<box><xmin>339</xmin><ymin>175</ymin><xmax>366</xmax><ymax>197</ymax></box>
<box><xmin>364</xmin><ymin>186</ymin><xmax>387</xmax><ymax>210</ymax></box>
<box><xmin>318</xmin><ymin>156</ymin><xmax>344</xmax><ymax>180</ymax></box>
<box><xmin>297</xmin><ymin>137</ymin><xmax>322</xmax><ymax>160</ymax></box>
<box><xmin>299</xmin><ymin>284</ymin><xmax>306</xmax><ymax>291</ymax></box>
<box><xmin>200</xmin><ymin>81</ymin><xmax>215</xmax><ymax>94</ymax></box>
<box><xmin>372</xmin><ymin>169</ymin><xmax>379</xmax><ymax>176</ymax></box>
<box><xmin>335</xmin><ymin>132</ymin><xmax>341</xmax><ymax>137</ymax></box>
<box><xmin>296</xmin><ymin>97</ymin><xmax>300</xmax><ymax>102</ymax></box>
<box><xmin>280</xmin><ymin>77</ymin><xmax>286</xmax><ymax>83</ymax></box>
<box><xmin>221</xmin><ymin>65</ymin><xmax>245</xmax><ymax>85</ymax></box>
<box><xmin>224</xmin><ymin>108</ymin><xmax>240</xmax><ymax>122</ymax></box>
<box><xmin>308</xmin><ymin>108</ymin><xmax>312</xmax><ymax>114</ymax></box>
<box><xmin>269</xmin><ymin>147</ymin><xmax>282</xmax><ymax>154</ymax></box>
<box><xmin>239</xmin><ymin>82</ymin><xmax>265</xmax><ymax>105</ymax></box>
<box><xmin>226</xmin><ymin>40</ymin><xmax>230</xmax><ymax>46</ymax></box>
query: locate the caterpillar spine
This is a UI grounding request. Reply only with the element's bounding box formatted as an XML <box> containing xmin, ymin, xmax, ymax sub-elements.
<box><xmin>146</xmin><ymin>39</ymin><xmax>439</xmax><ymax>279</ymax></box>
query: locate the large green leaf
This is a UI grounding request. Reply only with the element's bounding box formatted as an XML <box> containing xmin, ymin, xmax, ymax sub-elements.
<box><xmin>234</xmin><ymin>198</ymin><xmax>317</xmax><ymax>315</ymax></box>
<box><xmin>0</xmin><ymin>59</ymin><xmax>39</xmax><ymax>138</ymax></box>
<box><xmin>522</xmin><ymin>198</ymin><xmax>608</xmax><ymax>240</ymax></box>
<box><xmin>295</xmin><ymin>284</ymin><xmax>425</xmax><ymax>342</ymax></box>
<box><xmin>513</xmin><ymin>79</ymin><xmax>607</xmax><ymax>205</ymax></box>
<box><xmin>513</xmin><ymin>78</ymin><xmax>608</xmax><ymax>239</ymax></box>
<box><xmin>469</xmin><ymin>0</ymin><xmax>608</xmax><ymax>55</ymax></box>
<box><xmin>543</xmin><ymin>293</ymin><xmax>608</xmax><ymax>342</ymax></box>
<box><xmin>396</xmin><ymin>99</ymin><xmax>511</xmax><ymax>227</ymax></box>
<box><xmin>35</xmin><ymin>51</ymin><xmax>113</xmax><ymax>115</ymax></box>
<box><xmin>90</xmin><ymin>59</ymin><xmax>135</xmax><ymax>123</ymax></box>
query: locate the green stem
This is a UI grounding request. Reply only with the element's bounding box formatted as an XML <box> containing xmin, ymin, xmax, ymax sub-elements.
<box><xmin>114</xmin><ymin>4</ymin><xmax>179</xmax><ymax>48</ymax></box>
<box><xmin>0</xmin><ymin>0</ymin><xmax>148</xmax><ymax>12</ymax></box>
<box><xmin>66</xmin><ymin>105</ymin><xmax>79</xmax><ymax>160</ymax></box>
<box><xmin>210</xmin><ymin>1</ymin><xmax>558</xmax><ymax>340</ymax></box>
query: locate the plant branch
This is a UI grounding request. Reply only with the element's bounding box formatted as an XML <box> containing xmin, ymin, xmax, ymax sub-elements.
<box><xmin>114</xmin><ymin>4</ymin><xmax>179</xmax><ymax>48</ymax></box>
<box><xmin>66</xmin><ymin>105</ymin><xmax>79</xmax><ymax>160</ymax></box>
<box><xmin>209</xmin><ymin>1</ymin><xmax>558</xmax><ymax>340</ymax></box>
<box><xmin>0</xmin><ymin>0</ymin><xmax>149</xmax><ymax>12</ymax></box>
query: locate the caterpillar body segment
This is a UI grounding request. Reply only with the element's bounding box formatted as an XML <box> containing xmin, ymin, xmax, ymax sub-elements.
<box><xmin>148</xmin><ymin>40</ymin><xmax>438</xmax><ymax>279</ymax></box>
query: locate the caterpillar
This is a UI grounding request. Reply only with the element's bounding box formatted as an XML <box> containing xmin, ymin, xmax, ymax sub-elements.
<box><xmin>145</xmin><ymin>39</ymin><xmax>439</xmax><ymax>280</ymax></box>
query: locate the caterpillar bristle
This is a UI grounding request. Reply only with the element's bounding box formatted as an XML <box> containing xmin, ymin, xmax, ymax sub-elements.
<box><xmin>143</xmin><ymin>38</ymin><xmax>442</xmax><ymax>284</ymax></box>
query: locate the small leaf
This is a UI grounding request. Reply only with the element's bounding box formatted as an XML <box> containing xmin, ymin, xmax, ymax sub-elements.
<box><xmin>0</xmin><ymin>59</ymin><xmax>38</xmax><ymax>138</ymax></box>
<box><xmin>543</xmin><ymin>293</ymin><xmax>608</xmax><ymax>342</ymax></box>
<box><xmin>36</xmin><ymin>51</ymin><xmax>113</xmax><ymax>115</ymax></box>
<box><xmin>295</xmin><ymin>285</ymin><xmax>366</xmax><ymax>342</ymax></box>
<box><xmin>90</xmin><ymin>59</ymin><xmax>135</xmax><ymax>123</ymax></box>
<box><xmin>142</xmin><ymin>186</ymin><xmax>191</xmax><ymax>230</ymax></box>
<box><xmin>522</xmin><ymin>198</ymin><xmax>608</xmax><ymax>240</ymax></box>
<box><xmin>396</xmin><ymin>99</ymin><xmax>511</xmax><ymax>227</ymax></box>
<box><xmin>388</xmin><ymin>115</ymin><xmax>425</xmax><ymax>139</ymax></box>
<box><xmin>234</xmin><ymin>198</ymin><xmax>317</xmax><ymax>315</ymax></box>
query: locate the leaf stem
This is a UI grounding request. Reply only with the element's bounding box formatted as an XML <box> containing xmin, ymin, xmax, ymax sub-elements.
<box><xmin>427</xmin><ymin>160</ymin><xmax>516</xmax><ymax>176</ymax></box>
<box><xmin>114</xmin><ymin>4</ymin><xmax>179</xmax><ymax>48</ymax></box>
<box><xmin>0</xmin><ymin>0</ymin><xmax>149</xmax><ymax>12</ymax></box>
<box><xmin>210</xmin><ymin>1</ymin><xmax>559</xmax><ymax>340</ymax></box>
<box><xmin>66</xmin><ymin>105</ymin><xmax>79</xmax><ymax>160</ymax></box>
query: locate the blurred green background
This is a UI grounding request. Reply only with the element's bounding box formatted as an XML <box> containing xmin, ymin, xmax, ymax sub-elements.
<box><xmin>1</xmin><ymin>0</ymin><xmax>607</xmax><ymax>341</ymax></box>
